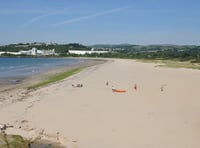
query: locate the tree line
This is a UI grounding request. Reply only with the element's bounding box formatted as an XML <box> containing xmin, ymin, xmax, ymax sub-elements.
<box><xmin>1</xmin><ymin>43</ymin><xmax>200</xmax><ymax>63</ymax></box>
<box><xmin>82</xmin><ymin>45</ymin><xmax>200</xmax><ymax>63</ymax></box>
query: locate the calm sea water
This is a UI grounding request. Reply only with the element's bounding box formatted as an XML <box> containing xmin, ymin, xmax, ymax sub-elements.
<box><xmin>0</xmin><ymin>57</ymin><xmax>84</xmax><ymax>84</ymax></box>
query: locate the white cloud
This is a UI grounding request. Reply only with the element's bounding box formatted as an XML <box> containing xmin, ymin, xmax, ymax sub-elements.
<box><xmin>53</xmin><ymin>6</ymin><xmax>131</xmax><ymax>26</ymax></box>
<box><xmin>23</xmin><ymin>8</ymin><xmax>70</xmax><ymax>26</ymax></box>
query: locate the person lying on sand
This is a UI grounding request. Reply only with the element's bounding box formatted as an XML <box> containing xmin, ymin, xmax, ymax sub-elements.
<box><xmin>72</xmin><ymin>84</ymin><xmax>83</xmax><ymax>88</ymax></box>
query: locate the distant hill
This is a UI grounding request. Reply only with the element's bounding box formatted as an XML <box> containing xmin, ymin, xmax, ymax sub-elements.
<box><xmin>89</xmin><ymin>44</ymin><xmax>200</xmax><ymax>62</ymax></box>
<box><xmin>91</xmin><ymin>44</ymin><xmax>199</xmax><ymax>52</ymax></box>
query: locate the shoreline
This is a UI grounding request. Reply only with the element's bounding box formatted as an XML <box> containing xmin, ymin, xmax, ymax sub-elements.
<box><xmin>0</xmin><ymin>58</ymin><xmax>106</xmax><ymax>89</ymax></box>
<box><xmin>0</xmin><ymin>57</ymin><xmax>100</xmax><ymax>90</ymax></box>
<box><xmin>0</xmin><ymin>58</ymin><xmax>106</xmax><ymax>108</ymax></box>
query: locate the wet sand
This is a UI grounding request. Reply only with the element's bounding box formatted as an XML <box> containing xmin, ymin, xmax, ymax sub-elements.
<box><xmin>0</xmin><ymin>58</ymin><xmax>200</xmax><ymax>148</ymax></box>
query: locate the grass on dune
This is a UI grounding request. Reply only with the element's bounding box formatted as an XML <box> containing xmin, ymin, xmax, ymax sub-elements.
<box><xmin>28</xmin><ymin>68</ymin><xmax>81</xmax><ymax>90</ymax></box>
<box><xmin>160</xmin><ymin>60</ymin><xmax>200</xmax><ymax>69</ymax></box>
<box><xmin>138</xmin><ymin>59</ymin><xmax>200</xmax><ymax>70</ymax></box>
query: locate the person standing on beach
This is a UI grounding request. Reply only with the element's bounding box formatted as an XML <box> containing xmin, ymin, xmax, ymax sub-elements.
<box><xmin>134</xmin><ymin>83</ymin><xmax>137</xmax><ymax>91</ymax></box>
<box><xmin>160</xmin><ymin>84</ymin><xmax>166</xmax><ymax>92</ymax></box>
<box><xmin>161</xmin><ymin>86</ymin><xmax>164</xmax><ymax>91</ymax></box>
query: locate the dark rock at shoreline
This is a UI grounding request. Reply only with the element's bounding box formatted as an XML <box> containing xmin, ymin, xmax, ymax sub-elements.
<box><xmin>10</xmin><ymin>79</ymin><xmax>21</xmax><ymax>85</ymax></box>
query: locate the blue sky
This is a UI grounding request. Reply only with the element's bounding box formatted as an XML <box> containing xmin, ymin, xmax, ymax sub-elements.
<box><xmin>0</xmin><ymin>0</ymin><xmax>200</xmax><ymax>45</ymax></box>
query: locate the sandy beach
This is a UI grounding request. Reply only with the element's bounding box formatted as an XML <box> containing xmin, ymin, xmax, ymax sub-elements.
<box><xmin>0</xmin><ymin>58</ymin><xmax>200</xmax><ymax>148</ymax></box>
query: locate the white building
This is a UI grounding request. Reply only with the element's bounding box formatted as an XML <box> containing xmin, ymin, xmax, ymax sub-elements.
<box><xmin>68</xmin><ymin>50</ymin><xmax>108</xmax><ymax>55</ymax></box>
<box><xmin>0</xmin><ymin>51</ymin><xmax>21</xmax><ymax>55</ymax></box>
<box><xmin>31</xmin><ymin>47</ymin><xmax>37</xmax><ymax>55</ymax></box>
<box><xmin>0</xmin><ymin>52</ymin><xmax>5</xmax><ymax>55</ymax></box>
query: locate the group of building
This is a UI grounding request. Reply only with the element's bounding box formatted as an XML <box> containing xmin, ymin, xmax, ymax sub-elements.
<box><xmin>0</xmin><ymin>47</ymin><xmax>109</xmax><ymax>56</ymax></box>
<box><xmin>0</xmin><ymin>48</ymin><xmax>56</xmax><ymax>56</ymax></box>
<box><xmin>68</xmin><ymin>48</ymin><xmax>108</xmax><ymax>55</ymax></box>
<box><xmin>0</xmin><ymin>46</ymin><xmax>110</xmax><ymax>56</ymax></box>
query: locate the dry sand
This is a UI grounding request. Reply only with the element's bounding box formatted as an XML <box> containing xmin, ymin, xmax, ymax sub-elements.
<box><xmin>0</xmin><ymin>58</ymin><xmax>200</xmax><ymax>148</ymax></box>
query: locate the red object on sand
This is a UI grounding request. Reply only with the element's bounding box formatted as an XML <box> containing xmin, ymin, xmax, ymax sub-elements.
<box><xmin>112</xmin><ymin>89</ymin><xmax>126</xmax><ymax>93</ymax></box>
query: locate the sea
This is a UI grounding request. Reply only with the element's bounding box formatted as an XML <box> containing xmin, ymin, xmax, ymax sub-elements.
<box><xmin>0</xmin><ymin>57</ymin><xmax>85</xmax><ymax>85</ymax></box>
